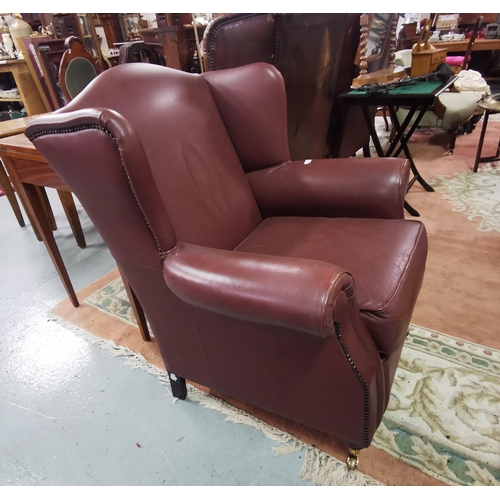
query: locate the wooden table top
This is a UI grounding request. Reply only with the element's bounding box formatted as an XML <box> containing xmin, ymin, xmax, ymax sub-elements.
<box><xmin>0</xmin><ymin>132</ymin><xmax>38</xmax><ymax>154</ymax></box>
<box><xmin>0</xmin><ymin>116</ymin><xmax>38</xmax><ymax>139</ymax></box>
<box><xmin>432</xmin><ymin>38</ymin><xmax>500</xmax><ymax>52</ymax></box>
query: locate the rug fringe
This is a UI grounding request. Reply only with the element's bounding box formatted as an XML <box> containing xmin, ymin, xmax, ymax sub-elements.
<box><xmin>299</xmin><ymin>447</ymin><xmax>380</xmax><ymax>486</ymax></box>
<box><xmin>51</xmin><ymin>315</ymin><xmax>381</xmax><ymax>486</ymax></box>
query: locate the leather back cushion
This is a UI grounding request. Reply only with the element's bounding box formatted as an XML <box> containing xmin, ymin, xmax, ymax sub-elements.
<box><xmin>203</xmin><ymin>63</ymin><xmax>290</xmax><ymax>172</ymax></box>
<box><xmin>203</xmin><ymin>14</ymin><xmax>278</xmax><ymax>71</ymax></box>
<box><xmin>62</xmin><ymin>64</ymin><xmax>262</xmax><ymax>249</ymax></box>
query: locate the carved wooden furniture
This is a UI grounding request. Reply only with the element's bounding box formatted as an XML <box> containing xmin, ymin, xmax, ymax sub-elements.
<box><xmin>151</xmin><ymin>13</ymin><xmax>206</xmax><ymax>73</ymax></box>
<box><xmin>49</xmin><ymin>14</ymin><xmax>102</xmax><ymax>62</ymax></box>
<box><xmin>98</xmin><ymin>13</ymin><xmax>126</xmax><ymax>48</ymax></box>
<box><xmin>410</xmin><ymin>19</ymin><xmax>448</xmax><ymax>78</ymax></box>
<box><xmin>352</xmin><ymin>13</ymin><xmax>404</xmax><ymax>87</ymax></box>
<box><xmin>411</xmin><ymin>48</ymin><xmax>448</xmax><ymax>78</ymax></box>
<box><xmin>118</xmin><ymin>41</ymin><xmax>165</xmax><ymax>66</ymax></box>
<box><xmin>138</xmin><ymin>26</ymin><xmax>183</xmax><ymax>69</ymax></box>
<box><xmin>59</xmin><ymin>37</ymin><xmax>102</xmax><ymax>102</ymax></box>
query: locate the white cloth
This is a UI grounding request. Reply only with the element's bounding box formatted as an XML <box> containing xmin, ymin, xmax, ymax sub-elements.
<box><xmin>454</xmin><ymin>70</ymin><xmax>490</xmax><ymax>100</ymax></box>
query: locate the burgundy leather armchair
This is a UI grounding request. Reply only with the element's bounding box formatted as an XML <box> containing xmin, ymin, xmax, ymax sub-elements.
<box><xmin>26</xmin><ymin>63</ymin><xmax>427</xmax><ymax>471</ymax></box>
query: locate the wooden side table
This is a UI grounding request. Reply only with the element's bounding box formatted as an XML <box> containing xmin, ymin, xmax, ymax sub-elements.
<box><xmin>0</xmin><ymin>116</ymin><xmax>74</xmax><ymax>241</ymax></box>
<box><xmin>340</xmin><ymin>76</ymin><xmax>458</xmax><ymax>216</ymax></box>
<box><xmin>473</xmin><ymin>100</ymin><xmax>500</xmax><ymax>172</ymax></box>
<box><xmin>0</xmin><ymin>132</ymin><xmax>151</xmax><ymax>341</ymax></box>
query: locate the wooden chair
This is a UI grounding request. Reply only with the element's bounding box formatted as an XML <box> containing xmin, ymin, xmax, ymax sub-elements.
<box><xmin>59</xmin><ymin>37</ymin><xmax>102</xmax><ymax>102</ymax></box>
<box><xmin>118</xmin><ymin>41</ymin><xmax>165</xmax><ymax>66</ymax></box>
<box><xmin>445</xmin><ymin>16</ymin><xmax>483</xmax><ymax>73</ymax></box>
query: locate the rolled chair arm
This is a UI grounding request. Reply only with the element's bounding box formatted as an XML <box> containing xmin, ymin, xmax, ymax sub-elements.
<box><xmin>163</xmin><ymin>242</ymin><xmax>355</xmax><ymax>338</ymax></box>
<box><xmin>246</xmin><ymin>157</ymin><xmax>410</xmax><ymax>219</ymax></box>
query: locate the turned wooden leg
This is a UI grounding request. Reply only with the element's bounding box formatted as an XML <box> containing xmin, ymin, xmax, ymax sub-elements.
<box><xmin>168</xmin><ymin>373</ymin><xmax>187</xmax><ymax>400</ymax></box>
<box><xmin>346</xmin><ymin>448</ymin><xmax>361</xmax><ymax>471</ymax></box>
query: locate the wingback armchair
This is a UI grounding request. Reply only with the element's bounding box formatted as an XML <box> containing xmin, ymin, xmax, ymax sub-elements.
<box><xmin>25</xmin><ymin>63</ymin><xmax>427</xmax><ymax>471</ymax></box>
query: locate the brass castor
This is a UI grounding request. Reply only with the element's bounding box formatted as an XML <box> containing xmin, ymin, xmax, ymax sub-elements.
<box><xmin>346</xmin><ymin>448</ymin><xmax>360</xmax><ymax>471</ymax></box>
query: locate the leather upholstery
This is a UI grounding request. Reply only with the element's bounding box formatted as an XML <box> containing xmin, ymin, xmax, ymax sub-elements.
<box><xmin>203</xmin><ymin>13</ymin><xmax>395</xmax><ymax>160</ymax></box>
<box><xmin>26</xmin><ymin>63</ymin><xmax>427</xmax><ymax>450</ymax></box>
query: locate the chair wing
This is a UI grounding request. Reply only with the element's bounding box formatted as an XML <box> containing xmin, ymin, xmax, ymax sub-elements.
<box><xmin>25</xmin><ymin>62</ymin><xmax>427</xmax><ymax>466</ymax></box>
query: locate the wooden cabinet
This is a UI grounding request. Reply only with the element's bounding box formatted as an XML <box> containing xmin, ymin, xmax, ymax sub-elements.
<box><xmin>49</xmin><ymin>14</ymin><xmax>102</xmax><ymax>62</ymax></box>
<box><xmin>98</xmin><ymin>14</ymin><xmax>125</xmax><ymax>48</ymax></box>
<box><xmin>140</xmin><ymin>14</ymin><xmax>205</xmax><ymax>73</ymax></box>
<box><xmin>410</xmin><ymin>48</ymin><xmax>447</xmax><ymax>77</ymax></box>
<box><xmin>0</xmin><ymin>60</ymin><xmax>48</xmax><ymax>116</ymax></box>
<box><xmin>139</xmin><ymin>26</ymin><xmax>182</xmax><ymax>69</ymax></box>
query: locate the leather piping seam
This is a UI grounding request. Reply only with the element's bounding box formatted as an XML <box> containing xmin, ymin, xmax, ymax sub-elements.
<box><xmin>334</xmin><ymin>321</ymin><xmax>370</xmax><ymax>448</ymax></box>
<box><xmin>320</xmin><ymin>271</ymin><xmax>345</xmax><ymax>338</ymax></box>
<box><xmin>207</xmin><ymin>13</ymin><xmax>274</xmax><ymax>71</ymax></box>
<box><xmin>28</xmin><ymin>125</ymin><xmax>165</xmax><ymax>260</ymax></box>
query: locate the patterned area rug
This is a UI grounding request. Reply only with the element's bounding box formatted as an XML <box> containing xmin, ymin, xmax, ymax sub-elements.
<box><xmin>82</xmin><ymin>277</ymin><xmax>500</xmax><ymax>486</ymax></box>
<box><xmin>429</xmin><ymin>163</ymin><xmax>500</xmax><ymax>232</ymax></box>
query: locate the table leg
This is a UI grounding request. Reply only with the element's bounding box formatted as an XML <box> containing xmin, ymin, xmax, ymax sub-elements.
<box><xmin>118</xmin><ymin>267</ymin><xmax>151</xmax><ymax>342</ymax></box>
<box><xmin>2</xmin><ymin>155</ymin><xmax>79</xmax><ymax>307</ymax></box>
<box><xmin>0</xmin><ymin>157</ymin><xmax>25</xmax><ymax>227</ymax></box>
<box><xmin>474</xmin><ymin>110</ymin><xmax>490</xmax><ymax>172</ymax></box>
<box><xmin>385</xmin><ymin>105</ymin><xmax>418</xmax><ymax>157</ymax></box>
<box><xmin>361</xmin><ymin>105</ymin><xmax>421</xmax><ymax>217</ymax></box>
<box><xmin>388</xmin><ymin>106</ymin><xmax>435</xmax><ymax>193</ymax></box>
<box><xmin>361</xmin><ymin>106</ymin><xmax>385</xmax><ymax>157</ymax></box>
<box><xmin>17</xmin><ymin>193</ymin><xmax>42</xmax><ymax>241</ymax></box>
<box><xmin>57</xmin><ymin>190</ymin><xmax>86</xmax><ymax>249</ymax></box>
<box><xmin>23</xmin><ymin>183</ymin><xmax>79</xmax><ymax>307</ymax></box>
<box><xmin>37</xmin><ymin>186</ymin><xmax>57</xmax><ymax>231</ymax></box>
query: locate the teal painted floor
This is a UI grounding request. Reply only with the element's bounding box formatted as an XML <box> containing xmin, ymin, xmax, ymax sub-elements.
<box><xmin>0</xmin><ymin>189</ymin><xmax>311</xmax><ymax>486</ymax></box>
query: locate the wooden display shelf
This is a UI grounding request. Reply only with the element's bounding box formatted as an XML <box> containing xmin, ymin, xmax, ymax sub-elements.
<box><xmin>0</xmin><ymin>60</ymin><xmax>48</xmax><ymax>115</ymax></box>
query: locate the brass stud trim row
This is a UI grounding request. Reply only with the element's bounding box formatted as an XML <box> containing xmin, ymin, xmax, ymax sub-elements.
<box><xmin>28</xmin><ymin>124</ymin><xmax>165</xmax><ymax>260</ymax></box>
<box><xmin>334</xmin><ymin>321</ymin><xmax>370</xmax><ymax>448</ymax></box>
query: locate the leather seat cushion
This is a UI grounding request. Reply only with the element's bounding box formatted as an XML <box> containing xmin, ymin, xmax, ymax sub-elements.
<box><xmin>235</xmin><ymin>217</ymin><xmax>427</xmax><ymax>353</ymax></box>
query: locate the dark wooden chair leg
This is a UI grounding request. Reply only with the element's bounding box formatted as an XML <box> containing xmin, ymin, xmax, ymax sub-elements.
<box><xmin>448</xmin><ymin>127</ymin><xmax>459</xmax><ymax>155</ymax></box>
<box><xmin>37</xmin><ymin>186</ymin><xmax>57</xmax><ymax>230</ymax></box>
<box><xmin>57</xmin><ymin>190</ymin><xmax>86</xmax><ymax>249</ymax></box>
<box><xmin>474</xmin><ymin>110</ymin><xmax>490</xmax><ymax>172</ymax></box>
<box><xmin>362</xmin><ymin>143</ymin><xmax>371</xmax><ymax>157</ymax></box>
<box><xmin>0</xmin><ymin>158</ymin><xmax>25</xmax><ymax>227</ymax></box>
<box><xmin>168</xmin><ymin>373</ymin><xmax>187</xmax><ymax>400</ymax></box>
<box><xmin>118</xmin><ymin>267</ymin><xmax>151</xmax><ymax>342</ymax></box>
